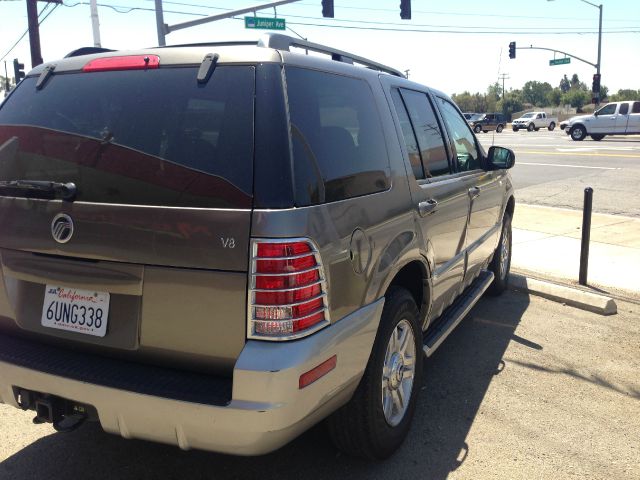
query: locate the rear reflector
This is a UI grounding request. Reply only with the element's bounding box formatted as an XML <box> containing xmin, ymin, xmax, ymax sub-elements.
<box><xmin>249</xmin><ymin>239</ymin><xmax>329</xmax><ymax>340</ymax></box>
<box><xmin>83</xmin><ymin>55</ymin><xmax>160</xmax><ymax>72</ymax></box>
<box><xmin>299</xmin><ymin>355</ymin><xmax>337</xmax><ymax>389</ymax></box>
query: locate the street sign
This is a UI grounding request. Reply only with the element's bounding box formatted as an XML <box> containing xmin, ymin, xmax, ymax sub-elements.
<box><xmin>549</xmin><ymin>57</ymin><xmax>570</xmax><ymax>66</ymax></box>
<box><xmin>244</xmin><ymin>16</ymin><xmax>285</xmax><ymax>30</ymax></box>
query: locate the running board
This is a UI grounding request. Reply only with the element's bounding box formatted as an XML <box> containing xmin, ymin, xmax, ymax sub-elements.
<box><xmin>423</xmin><ymin>270</ymin><xmax>495</xmax><ymax>357</ymax></box>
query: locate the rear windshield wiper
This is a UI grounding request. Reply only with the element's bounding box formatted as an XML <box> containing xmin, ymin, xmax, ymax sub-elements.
<box><xmin>0</xmin><ymin>180</ymin><xmax>77</xmax><ymax>201</ymax></box>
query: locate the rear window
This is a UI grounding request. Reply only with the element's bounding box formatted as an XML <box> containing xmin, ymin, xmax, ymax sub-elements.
<box><xmin>0</xmin><ymin>66</ymin><xmax>254</xmax><ymax>208</ymax></box>
<box><xmin>285</xmin><ymin>67</ymin><xmax>390</xmax><ymax>206</ymax></box>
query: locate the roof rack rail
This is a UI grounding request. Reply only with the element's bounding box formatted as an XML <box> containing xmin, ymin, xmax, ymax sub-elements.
<box><xmin>64</xmin><ymin>47</ymin><xmax>114</xmax><ymax>58</ymax></box>
<box><xmin>159</xmin><ymin>41</ymin><xmax>257</xmax><ymax>49</ymax></box>
<box><xmin>257</xmin><ymin>33</ymin><xmax>405</xmax><ymax>78</ymax></box>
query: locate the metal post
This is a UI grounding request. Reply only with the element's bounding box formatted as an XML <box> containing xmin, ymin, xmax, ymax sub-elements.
<box><xmin>155</xmin><ymin>0</ymin><xmax>166</xmax><ymax>47</ymax></box>
<box><xmin>579</xmin><ymin>187</ymin><xmax>593</xmax><ymax>285</ymax></box>
<box><xmin>595</xmin><ymin>4</ymin><xmax>602</xmax><ymax>106</ymax></box>
<box><xmin>26</xmin><ymin>0</ymin><xmax>43</xmax><ymax>68</ymax></box>
<box><xmin>90</xmin><ymin>0</ymin><xmax>101</xmax><ymax>47</ymax></box>
<box><xmin>4</xmin><ymin>61</ymin><xmax>10</xmax><ymax>94</ymax></box>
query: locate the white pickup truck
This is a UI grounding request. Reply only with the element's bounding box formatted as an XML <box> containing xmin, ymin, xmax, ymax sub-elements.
<box><xmin>564</xmin><ymin>101</ymin><xmax>640</xmax><ymax>141</ymax></box>
<box><xmin>512</xmin><ymin>111</ymin><xmax>557</xmax><ymax>132</ymax></box>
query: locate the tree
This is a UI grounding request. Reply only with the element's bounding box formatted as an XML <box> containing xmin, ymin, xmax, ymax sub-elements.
<box><xmin>522</xmin><ymin>81</ymin><xmax>553</xmax><ymax>106</ymax></box>
<box><xmin>608</xmin><ymin>89</ymin><xmax>639</xmax><ymax>102</ymax></box>
<box><xmin>499</xmin><ymin>90</ymin><xmax>524</xmax><ymax>120</ymax></box>
<box><xmin>570</xmin><ymin>74</ymin><xmax>580</xmax><ymax>89</ymax></box>
<box><xmin>559</xmin><ymin>75</ymin><xmax>571</xmax><ymax>93</ymax></box>
<box><xmin>562</xmin><ymin>89</ymin><xmax>591</xmax><ymax>111</ymax></box>
<box><xmin>546</xmin><ymin>88</ymin><xmax>563</xmax><ymax>106</ymax></box>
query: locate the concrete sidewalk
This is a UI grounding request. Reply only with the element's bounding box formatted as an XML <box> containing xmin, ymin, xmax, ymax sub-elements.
<box><xmin>511</xmin><ymin>203</ymin><xmax>640</xmax><ymax>300</ymax></box>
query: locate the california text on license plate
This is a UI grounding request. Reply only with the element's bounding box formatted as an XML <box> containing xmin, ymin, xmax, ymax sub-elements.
<box><xmin>41</xmin><ymin>285</ymin><xmax>110</xmax><ymax>337</ymax></box>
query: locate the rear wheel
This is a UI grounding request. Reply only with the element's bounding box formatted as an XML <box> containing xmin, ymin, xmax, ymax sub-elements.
<box><xmin>591</xmin><ymin>134</ymin><xmax>605</xmax><ymax>141</ymax></box>
<box><xmin>496</xmin><ymin>124</ymin><xmax>504</xmax><ymax>133</ymax></box>
<box><xmin>548</xmin><ymin>122</ymin><xmax>556</xmax><ymax>131</ymax></box>
<box><xmin>527</xmin><ymin>123</ymin><xmax>535</xmax><ymax>132</ymax></box>
<box><xmin>327</xmin><ymin>287</ymin><xmax>422</xmax><ymax>459</ymax></box>
<box><xmin>474</xmin><ymin>124</ymin><xmax>482</xmax><ymax>133</ymax></box>
<box><xmin>487</xmin><ymin>212</ymin><xmax>512</xmax><ymax>296</ymax></box>
<box><xmin>570</xmin><ymin>125</ymin><xmax>587</xmax><ymax>141</ymax></box>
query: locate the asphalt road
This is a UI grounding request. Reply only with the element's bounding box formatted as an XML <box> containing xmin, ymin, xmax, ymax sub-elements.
<box><xmin>476</xmin><ymin>129</ymin><xmax>640</xmax><ymax>217</ymax></box>
<box><xmin>1</xmin><ymin>292</ymin><xmax>638</xmax><ymax>479</ymax></box>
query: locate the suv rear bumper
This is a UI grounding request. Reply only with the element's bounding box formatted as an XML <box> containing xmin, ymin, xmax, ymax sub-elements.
<box><xmin>0</xmin><ymin>299</ymin><xmax>383</xmax><ymax>455</ymax></box>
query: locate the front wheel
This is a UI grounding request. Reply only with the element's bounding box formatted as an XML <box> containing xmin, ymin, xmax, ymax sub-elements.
<box><xmin>570</xmin><ymin>125</ymin><xmax>587</xmax><ymax>141</ymax></box>
<box><xmin>487</xmin><ymin>212</ymin><xmax>512</xmax><ymax>296</ymax></box>
<box><xmin>527</xmin><ymin>123</ymin><xmax>535</xmax><ymax>132</ymax></box>
<box><xmin>548</xmin><ymin>122</ymin><xmax>556</xmax><ymax>131</ymax></box>
<box><xmin>591</xmin><ymin>134</ymin><xmax>605</xmax><ymax>141</ymax></box>
<box><xmin>496</xmin><ymin>124</ymin><xmax>504</xmax><ymax>133</ymax></box>
<box><xmin>474</xmin><ymin>124</ymin><xmax>482</xmax><ymax>133</ymax></box>
<box><xmin>327</xmin><ymin>287</ymin><xmax>423</xmax><ymax>459</ymax></box>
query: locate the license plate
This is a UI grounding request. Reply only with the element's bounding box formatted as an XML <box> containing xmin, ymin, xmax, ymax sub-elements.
<box><xmin>41</xmin><ymin>285</ymin><xmax>110</xmax><ymax>337</ymax></box>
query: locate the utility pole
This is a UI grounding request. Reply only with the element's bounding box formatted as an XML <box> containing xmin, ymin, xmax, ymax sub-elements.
<box><xmin>26</xmin><ymin>0</ymin><xmax>43</xmax><ymax>68</ymax></box>
<box><xmin>155</xmin><ymin>0</ymin><xmax>166</xmax><ymax>46</ymax></box>
<box><xmin>90</xmin><ymin>0</ymin><xmax>101</xmax><ymax>47</ymax></box>
<box><xmin>498</xmin><ymin>73</ymin><xmax>509</xmax><ymax>100</ymax></box>
<box><xmin>25</xmin><ymin>0</ymin><xmax>62</xmax><ymax>69</ymax></box>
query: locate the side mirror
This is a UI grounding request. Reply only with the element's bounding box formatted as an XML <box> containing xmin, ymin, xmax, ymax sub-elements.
<box><xmin>487</xmin><ymin>146</ymin><xmax>515</xmax><ymax>170</ymax></box>
<box><xmin>594</xmin><ymin>110</ymin><xmax>599</xmax><ymax>116</ymax></box>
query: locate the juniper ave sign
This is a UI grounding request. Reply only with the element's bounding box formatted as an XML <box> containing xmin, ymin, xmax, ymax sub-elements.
<box><xmin>245</xmin><ymin>16</ymin><xmax>286</xmax><ymax>30</ymax></box>
<box><xmin>549</xmin><ymin>57</ymin><xmax>571</xmax><ymax>66</ymax></box>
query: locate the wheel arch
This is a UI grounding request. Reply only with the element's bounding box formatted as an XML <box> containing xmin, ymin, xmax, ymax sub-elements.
<box><xmin>379</xmin><ymin>258</ymin><xmax>432</xmax><ymax>329</ymax></box>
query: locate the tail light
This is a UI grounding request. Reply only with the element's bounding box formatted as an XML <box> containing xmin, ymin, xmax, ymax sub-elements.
<box><xmin>248</xmin><ymin>238</ymin><xmax>330</xmax><ymax>340</ymax></box>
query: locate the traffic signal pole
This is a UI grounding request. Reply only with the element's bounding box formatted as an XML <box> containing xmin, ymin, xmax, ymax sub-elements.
<box><xmin>26</xmin><ymin>0</ymin><xmax>43</xmax><ymax>68</ymax></box>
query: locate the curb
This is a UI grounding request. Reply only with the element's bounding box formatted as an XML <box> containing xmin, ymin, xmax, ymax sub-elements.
<box><xmin>509</xmin><ymin>273</ymin><xmax>617</xmax><ymax>315</ymax></box>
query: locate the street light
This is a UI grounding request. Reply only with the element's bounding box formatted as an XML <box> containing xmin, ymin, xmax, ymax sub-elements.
<box><xmin>549</xmin><ymin>0</ymin><xmax>603</xmax><ymax>105</ymax></box>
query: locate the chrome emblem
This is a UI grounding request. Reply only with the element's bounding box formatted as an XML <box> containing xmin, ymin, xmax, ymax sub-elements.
<box><xmin>51</xmin><ymin>213</ymin><xmax>74</xmax><ymax>244</ymax></box>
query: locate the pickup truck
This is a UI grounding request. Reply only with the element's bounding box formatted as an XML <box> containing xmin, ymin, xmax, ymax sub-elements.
<box><xmin>564</xmin><ymin>101</ymin><xmax>640</xmax><ymax>141</ymax></box>
<box><xmin>512</xmin><ymin>112</ymin><xmax>557</xmax><ymax>132</ymax></box>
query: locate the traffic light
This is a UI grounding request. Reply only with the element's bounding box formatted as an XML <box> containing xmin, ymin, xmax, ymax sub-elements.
<box><xmin>13</xmin><ymin>59</ymin><xmax>25</xmax><ymax>84</ymax></box>
<box><xmin>321</xmin><ymin>0</ymin><xmax>334</xmax><ymax>18</ymax></box>
<box><xmin>592</xmin><ymin>73</ymin><xmax>601</xmax><ymax>94</ymax></box>
<box><xmin>400</xmin><ymin>0</ymin><xmax>411</xmax><ymax>19</ymax></box>
<box><xmin>508</xmin><ymin>42</ymin><xmax>516</xmax><ymax>59</ymax></box>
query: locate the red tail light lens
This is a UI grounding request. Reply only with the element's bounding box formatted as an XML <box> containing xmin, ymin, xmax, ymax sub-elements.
<box><xmin>249</xmin><ymin>239</ymin><xmax>329</xmax><ymax>340</ymax></box>
<box><xmin>83</xmin><ymin>55</ymin><xmax>160</xmax><ymax>72</ymax></box>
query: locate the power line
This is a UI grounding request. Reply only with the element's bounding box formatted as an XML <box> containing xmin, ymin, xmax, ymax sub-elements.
<box><xmin>0</xmin><ymin>2</ymin><xmax>60</xmax><ymax>63</ymax></box>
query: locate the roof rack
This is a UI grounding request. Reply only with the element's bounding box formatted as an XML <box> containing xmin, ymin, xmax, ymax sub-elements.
<box><xmin>64</xmin><ymin>47</ymin><xmax>114</xmax><ymax>58</ymax></box>
<box><xmin>257</xmin><ymin>33</ymin><xmax>405</xmax><ymax>78</ymax></box>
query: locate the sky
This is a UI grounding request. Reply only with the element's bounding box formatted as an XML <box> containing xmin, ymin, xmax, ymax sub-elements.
<box><xmin>1</xmin><ymin>0</ymin><xmax>639</xmax><ymax>96</ymax></box>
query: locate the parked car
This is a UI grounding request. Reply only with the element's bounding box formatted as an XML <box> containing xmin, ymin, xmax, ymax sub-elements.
<box><xmin>564</xmin><ymin>101</ymin><xmax>640</xmax><ymax>141</ymax></box>
<box><xmin>468</xmin><ymin>112</ymin><xmax>506</xmax><ymax>133</ymax></box>
<box><xmin>0</xmin><ymin>33</ymin><xmax>515</xmax><ymax>460</ymax></box>
<box><xmin>511</xmin><ymin>111</ymin><xmax>557</xmax><ymax>132</ymax></box>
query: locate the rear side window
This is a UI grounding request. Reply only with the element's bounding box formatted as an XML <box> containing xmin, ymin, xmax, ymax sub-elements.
<box><xmin>397</xmin><ymin>89</ymin><xmax>450</xmax><ymax>178</ymax></box>
<box><xmin>619</xmin><ymin>103</ymin><xmax>629</xmax><ymax>115</ymax></box>
<box><xmin>633</xmin><ymin>102</ymin><xmax>640</xmax><ymax>114</ymax></box>
<box><xmin>0</xmin><ymin>66</ymin><xmax>254</xmax><ymax>208</ymax></box>
<box><xmin>286</xmin><ymin>67</ymin><xmax>390</xmax><ymax>206</ymax></box>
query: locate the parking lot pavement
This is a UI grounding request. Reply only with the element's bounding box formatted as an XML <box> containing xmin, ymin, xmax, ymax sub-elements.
<box><xmin>1</xmin><ymin>291</ymin><xmax>638</xmax><ymax>479</ymax></box>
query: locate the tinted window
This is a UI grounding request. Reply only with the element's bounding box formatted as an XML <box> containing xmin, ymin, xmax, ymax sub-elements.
<box><xmin>399</xmin><ymin>89</ymin><xmax>450</xmax><ymax>178</ymax></box>
<box><xmin>437</xmin><ymin>98</ymin><xmax>480</xmax><ymax>172</ymax></box>
<box><xmin>391</xmin><ymin>89</ymin><xmax>424</xmax><ymax>179</ymax></box>
<box><xmin>619</xmin><ymin>103</ymin><xmax>629</xmax><ymax>115</ymax></box>
<box><xmin>633</xmin><ymin>102</ymin><xmax>640</xmax><ymax>114</ymax></box>
<box><xmin>286</xmin><ymin>67</ymin><xmax>390</xmax><ymax>206</ymax></box>
<box><xmin>598</xmin><ymin>103</ymin><xmax>616</xmax><ymax>115</ymax></box>
<box><xmin>0</xmin><ymin>67</ymin><xmax>254</xmax><ymax>208</ymax></box>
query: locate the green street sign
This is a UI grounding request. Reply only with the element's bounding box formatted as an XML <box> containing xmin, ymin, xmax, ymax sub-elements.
<box><xmin>549</xmin><ymin>57</ymin><xmax>570</xmax><ymax>66</ymax></box>
<box><xmin>244</xmin><ymin>16</ymin><xmax>285</xmax><ymax>30</ymax></box>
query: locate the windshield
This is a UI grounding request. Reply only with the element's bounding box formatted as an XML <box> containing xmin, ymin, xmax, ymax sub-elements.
<box><xmin>520</xmin><ymin>113</ymin><xmax>534</xmax><ymax>119</ymax></box>
<box><xmin>469</xmin><ymin>114</ymin><xmax>484</xmax><ymax>121</ymax></box>
<box><xmin>0</xmin><ymin>66</ymin><xmax>255</xmax><ymax>208</ymax></box>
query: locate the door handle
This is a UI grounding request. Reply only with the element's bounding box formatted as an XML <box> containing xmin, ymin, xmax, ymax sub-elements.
<box><xmin>468</xmin><ymin>186</ymin><xmax>481</xmax><ymax>199</ymax></box>
<box><xmin>418</xmin><ymin>199</ymin><xmax>438</xmax><ymax>216</ymax></box>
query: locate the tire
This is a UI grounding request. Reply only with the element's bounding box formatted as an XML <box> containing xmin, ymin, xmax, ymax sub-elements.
<box><xmin>548</xmin><ymin>122</ymin><xmax>556</xmax><ymax>131</ymax></box>
<box><xmin>474</xmin><ymin>124</ymin><xmax>482</xmax><ymax>133</ymax></box>
<box><xmin>496</xmin><ymin>124</ymin><xmax>504</xmax><ymax>133</ymax></box>
<box><xmin>527</xmin><ymin>123</ymin><xmax>535</xmax><ymax>132</ymax></box>
<box><xmin>487</xmin><ymin>212</ymin><xmax>512</xmax><ymax>296</ymax></box>
<box><xmin>327</xmin><ymin>287</ymin><xmax>423</xmax><ymax>459</ymax></box>
<box><xmin>570</xmin><ymin>125</ymin><xmax>587</xmax><ymax>141</ymax></box>
<box><xmin>591</xmin><ymin>134</ymin><xmax>605</xmax><ymax>141</ymax></box>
